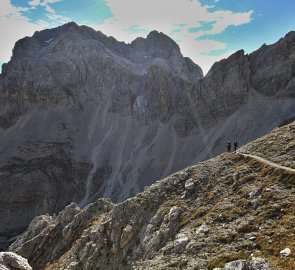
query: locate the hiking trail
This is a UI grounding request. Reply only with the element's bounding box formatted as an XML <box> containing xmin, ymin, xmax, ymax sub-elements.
<box><xmin>238</xmin><ymin>152</ymin><xmax>295</xmax><ymax>173</ymax></box>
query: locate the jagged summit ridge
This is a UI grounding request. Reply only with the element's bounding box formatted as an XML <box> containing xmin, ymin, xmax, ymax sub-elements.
<box><xmin>6</xmin><ymin>22</ymin><xmax>203</xmax><ymax>81</ymax></box>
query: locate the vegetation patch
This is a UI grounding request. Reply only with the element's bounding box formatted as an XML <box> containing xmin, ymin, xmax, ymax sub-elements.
<box><xmin>207</xmin><ymin>251</ymin><xmax>250</xmax><ymax>270</ymax></box>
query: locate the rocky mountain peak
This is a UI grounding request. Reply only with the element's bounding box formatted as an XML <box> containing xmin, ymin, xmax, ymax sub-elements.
<box><xmin>146</xmin><ymin>30</ymin><xmax>180</xmax><ymax>52</ymax></box>
<box><xmin>61</xmin><ymin>21</ymin><xmax>79</xmax><ymax>30</ymax></box>
<box><xmin>131</xmin><ymin>30</ymin><xmax>181</xmax><ymax>60</ymax></box>
<box><xmin>284</xmin><ymin>30</ymin><xmax>295</xmax><ymax>39</ymax></box>
<box><xmin>0</xmin><ymin>25</ymin><xmax>294</xmax><ymax>252</ymax></box>
<box><xmin>206</xmin><ymin>49</ymin><xmax>246</xmax><ymax>76</ymax></box>
<box><xmin>10</xmin><ymin>22</ymin><xmax>81</xmax><ymax>60</ymax></box>
<box><xmin>35</xmin><ymin>21</ymin><xmax>79</xmax><ymax>39</ymax></box>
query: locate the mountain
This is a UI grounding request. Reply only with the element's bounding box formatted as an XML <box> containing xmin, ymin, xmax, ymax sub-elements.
<box><xmin>0</xmin><ymin>22</ymin><xmax>295</xmax><ymax>243</ymax></box>
<box><xmin>8</xmin><ymin>121</ymin><xmax>295</xmax><ymax>270</ymax></box>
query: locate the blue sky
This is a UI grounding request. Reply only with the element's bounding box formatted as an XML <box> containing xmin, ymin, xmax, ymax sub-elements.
<box><xmin>0</xmin><ymin>0</ymin><xmax>294</xmax><ymax>74</ymax></box>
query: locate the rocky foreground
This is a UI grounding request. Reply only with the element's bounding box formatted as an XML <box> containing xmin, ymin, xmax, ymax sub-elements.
<box><xmin>0</xmin><ymin>252</ymin><xmax>32</xmax><ymax>270</ymax></box>
<box><xmin>8</xmin><ymin>121</ymin><xmax>295</xmax><ymax>270</ymax></box>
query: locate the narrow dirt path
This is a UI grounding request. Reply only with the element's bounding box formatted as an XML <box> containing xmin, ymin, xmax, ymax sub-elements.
<box><xmin>238</xmin><ymin>152</ymin><xmax>295</xmax><ymax>173</ymax></box>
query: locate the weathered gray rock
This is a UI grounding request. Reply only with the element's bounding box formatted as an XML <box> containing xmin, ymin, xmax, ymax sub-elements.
<box><xmin>174</xmin><ymin>233</ymin><xmax>190</xmax><ymax>253</ymax></box>
<box><xmin>150</xmin><ymin>212</ymin><xmax>165</xmax><ymax>226</ymax></box>
<box><xmin>185</xmin><ymin>179</ymin><xmax>195</xmax><ymax>190</ymax></box>
<box><xmin>0</xmin><ymin>252</ymin><xmax>32</xmax><ymax>270</ymax></box>
<box><xmin>120</xmin><ymin>224</ymin><xmax>134</xmax><ymax>248</ymax></box>
<box><xmin>251</xmin><ymin>257</ymin><xmax>270</xmax><ymax>270</ymax></box>
<box><xmin>224</xmin><ymin>260</ymin><xmax>250</xmax><ymax>270</ymax></box>
<box><xmin>222</xmin><ymin>257</ymin><xmax>270</xmax><ymax>270</ymax></box>
<box><xmin>178</xmin><ymin>172</ymin><xmax>188</xmax><ymax>181</ymax></box>
<box><xmin>168</xmin><ymin>207</ymin><xmax>182</xmax><ymax>221</ymax></box>
<box><xmin>196</xmin><ymin>223</ymin><xmax>209</xmax><ymax>235</ymax></box>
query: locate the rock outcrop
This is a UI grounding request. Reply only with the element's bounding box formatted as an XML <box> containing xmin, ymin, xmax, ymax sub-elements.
<box><xmin>0</xmin><ymin>23</ymin><xmax>295</xmax><ymax>241</ymax></box>
<box><xmin>9</xmin><ymin>121</ymin><xmax>295</xmax><ymax>270</ymax></box>
<box><xmin>0</xmin><ymin>252</ymin><xmax>32</xmax><ymax>270</ymax></box>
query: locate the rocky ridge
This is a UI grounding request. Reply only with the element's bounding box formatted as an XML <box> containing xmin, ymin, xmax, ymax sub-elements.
<box><xmin>9</xmin><ymin>121</ymin><xmax>295</xmax><ymax>270</ymax></box>
<box><xmin>0</xmin><ymin>23</ymin><xmax>295</xmax><ymax>242</ymax></box>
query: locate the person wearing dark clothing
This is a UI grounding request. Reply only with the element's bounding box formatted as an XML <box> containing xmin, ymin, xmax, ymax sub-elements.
<box><xmin>234</xmin><ymin>141</ymin><xmax>238</xmax><ymax>152</ymax></box>
<box><xmin>227</xmin><ymin>141</ymin><xmax>231</xmax><ymax>152</ymax></box>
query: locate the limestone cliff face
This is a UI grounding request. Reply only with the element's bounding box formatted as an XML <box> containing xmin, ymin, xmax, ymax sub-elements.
<box><xmin>0</xmin><ymin>23</ymin><xmax>294</xmax><ymax>241</ymax></box>
<box><xmin>9</xmin><ymin>122</ymin><xmax>295</xmax><ymax>270</ymax></box>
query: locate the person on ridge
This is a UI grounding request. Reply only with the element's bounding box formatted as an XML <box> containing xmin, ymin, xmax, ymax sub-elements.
<box><xmin>234</xmin><ymin>141</ymin><xmax>238</xmax><ymax>152</ymax></box>
<box><xmin>227</xmin><ymin>141</ymin><xmax>231</xmax><ymax>152</ymax></box>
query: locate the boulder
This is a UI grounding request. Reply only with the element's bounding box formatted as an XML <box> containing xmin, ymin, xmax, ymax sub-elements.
<box><xmin>196</xmin><ymin>223</ymin><xmax>209</xmax><ymax>236</ymax></box>
<box><xmin>150</xmin><ymin>211</ymin><xmax>165</xmax><ymax>226</ymax></box>
<box><xmin>178</xmin><ymin>172</ymin><xmax>188</xmax><ymax>181</ymax></box>
<box><xmin>174</xmin><ymin>234</ymin><xmax>190</xmax><ymax>253</ymax></box>
<box><xmin>168</xmin><ymin>207</ymin><xmax>182</xmax><ymax>221</ymax></box>
<box><xmin>251</xmin><ymin>257</ymin><xmax>270</xmax><ymax>270</ymax></box>
<box><xmin>224</xmin><ymin>260</ymin><xmax>250</xmax><ymax>270</ymax></box>
<box><xmin>120</xmin><ymin>224</ymin><xmax>134</xmax><ymax>248</ymax></box>
<box><xmin>185</xmin><ymin>179</ymin><xmax>195</xmax><ymax>190</ymax></box>
<box><xmin>280</xmin><ymin>247</ymin><xmax>291</xmax><ymax>257</ymax></box>
<box><xmin>0</xmin><ymin>252</ymin><xmax>32</xmax><ymax>270</ymax></box>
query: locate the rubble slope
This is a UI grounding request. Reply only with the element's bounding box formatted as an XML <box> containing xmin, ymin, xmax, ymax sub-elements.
<box><xmin>10</xmin><ymin>121</ymin><xmax>295</xmax><ymax>270</ymax></box>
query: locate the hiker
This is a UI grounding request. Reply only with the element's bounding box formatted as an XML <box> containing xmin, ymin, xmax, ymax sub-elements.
<box><xmin>234</xmin><ymin>141</ymin><xmax>238</xmax><ymax>152</ymax></box>
<box><xmin>227</xmin><ymin>141</ymin><xmax>231</xmax><ymax>152</ymax></box>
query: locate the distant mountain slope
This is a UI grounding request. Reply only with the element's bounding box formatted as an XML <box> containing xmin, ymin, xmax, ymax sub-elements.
<box><xmin>9</xmin><ymin>121</ymin><xmax>295</xmax><ymax>270</ymax></box>
<box><xmin>0</xmin><ymin>23</ymin><xmax>294</xmax><ymax>241</ymax></box>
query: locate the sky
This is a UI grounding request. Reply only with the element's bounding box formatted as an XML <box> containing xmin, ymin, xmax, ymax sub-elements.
<box><xmin>0</xmin><ymin>0</ymin><xmax>294</xmax><ymax>74</ymax></box>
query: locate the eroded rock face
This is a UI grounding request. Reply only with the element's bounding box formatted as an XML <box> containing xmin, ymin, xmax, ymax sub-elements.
<box><xmin>9</xmin><ymin>122</ymin><xmax>295</xmax><ymax>269</ymax></box>
<box><xmin>0</xmin><ymin>23</ymin><xmax>295</xmax><ymax>240</ymax></box>
<box><xmin>0</xmin><ymin>142</ymin><xmax>91</xmax><ymax>239</ymax></box>
<box><xmin>0</xmin><ymin>252</ymin><xmax>32</xmax><ymax>270</ymax></box>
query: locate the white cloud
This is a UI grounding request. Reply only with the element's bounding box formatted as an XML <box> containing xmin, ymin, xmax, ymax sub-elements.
<box><xmin>46</xmin><ymin>12</ymin><xmax>70</xmax><ymax>23</ymax></box>
<box><xmin>94</xmin><ymin>0</ymin><xmax>253</xmax><ymax>74</ymax></box>
<box><xmin>44</xmin><ymin>5</ymin><xmax>55</xmax><ymax>13</ymax></box>
<box><xmin>0</xmin><ymin>0</ymin><xmax>49</xmax><ymax>64</ymax></box>
<box><xmin>28</xmin><ymin>0</ymin><xmax>41</xmax><ymax>6</ymax></box>
<box><xmin>102</xmin><ymin>0</ymin><xmax>252</xmax><ymax>35</ymax></box>
<box><xmin>174</xmin><ymin>32</ymin><xmax>231</xmax><ymax>73</ymax></box>
<box><xmin>28</xmin><ymin>0</ymin><xmax>63</xmax><ymax>14</ymax></box>
<box><xmin>202</xmin><ymin>10</ymin><xmax>253</xmax><ymax>36</ymax></box>
<box><xmin>29</xmin><ymin>0</ymin><xmax>62</xmax><ymax>6</ymax></box>
<box><xmin>44</xmin><ymin>0</ymin><xmax>63</xmax><ymax>3</ymax></box>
